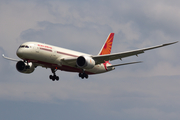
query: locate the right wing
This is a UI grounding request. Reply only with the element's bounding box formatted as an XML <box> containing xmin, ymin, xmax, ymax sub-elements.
<box><xmin>92</xmin><ymin>41</ymin><xmax>178</xmax><ymax>64</ymax></box>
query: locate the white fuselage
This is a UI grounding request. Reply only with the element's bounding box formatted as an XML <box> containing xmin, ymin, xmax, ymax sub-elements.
<box><xmin>16</xmin><ymin>42</ymin><xmax>114</xmax><ymax>75</ymax></box>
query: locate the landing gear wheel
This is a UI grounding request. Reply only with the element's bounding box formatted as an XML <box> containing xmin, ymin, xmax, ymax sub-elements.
<box><xmin>56</xmin><ymin>76</ymin><xmax>59</xmax><ymax>81</ymax></box>
<box><xmin>79</xmin><ymin>72</ymin><xmax>88</xmax><ymax>79</ymax></box>
<box><xmin>85</xmin><ymin>74</ymin><xmax>88</xmax><ymax>79</ymax></box>
<box><xmin>79</xmin><ymin>73</ymin><xmax>83</xmax><ymax>77</ymax></box>
<box><xmin>49</xmin><ymin>75</ymin><xmax>53</xmax><ymax>79</ymax></box>
<box><xmin>49</xmin><ymin>75</ymin><xmax>59</xmax><ymax>81</ymax></box>
<box><xmin>52</xmin><ymin>76</ymin><xmax>55</xmax><ymax>81</ymax></box>
<box><xmin>49</xmin><ymin>68</ymin><xmax>59</xmax><ymax>81</ymax></box>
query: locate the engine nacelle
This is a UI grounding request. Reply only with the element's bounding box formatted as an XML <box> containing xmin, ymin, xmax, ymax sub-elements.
<box><xmin>76</xmin><ymin>56</ymin><xmax>95</xmax><ymax>69</ymax></box>
<box><xmin>16</xmin><ymin>61</ymin><xmax>35</xmax><ymax>74</ymax></box>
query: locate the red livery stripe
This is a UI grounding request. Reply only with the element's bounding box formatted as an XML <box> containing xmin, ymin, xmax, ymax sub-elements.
<box><xmin>40</xmin><ymin>48</ymin><xmax>52</xmax><ymax>52</ymax></box>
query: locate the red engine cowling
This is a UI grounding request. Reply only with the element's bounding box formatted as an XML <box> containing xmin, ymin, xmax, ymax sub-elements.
<box><xmin>76</xmin><ymin>56</ymin><xmax>95</xmax><ymax>69</ymax></box>
<box><xmin>16</xmin><ymin>61</ymin><xmax>35</xmax><ymax>74</ymax></box>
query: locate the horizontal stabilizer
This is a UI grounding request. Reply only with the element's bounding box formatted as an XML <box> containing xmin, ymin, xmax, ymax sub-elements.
<box><xmin>107</xmin><ymin>61</ymin><xmax>142</xmax><ymax>68</ymax></box>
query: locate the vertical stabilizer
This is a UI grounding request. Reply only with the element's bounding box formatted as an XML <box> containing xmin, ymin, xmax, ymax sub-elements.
<box><xmin>98</xmin><ymin>33</ymin><xmax>114</xmax><ymax>55</ymax></box>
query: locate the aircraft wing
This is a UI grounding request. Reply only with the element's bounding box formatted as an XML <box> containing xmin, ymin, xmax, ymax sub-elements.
<box><xmin>2</xmin><ymin>54</ymin><xmax>19</xmax><ymax>62</ymax></box>
<box><xmin>60</xmin><ymin>41</ymin><xmax>178</xmax><ymax>66</ymax></box>
<box><xmin>92</xmin><ymin>41</ymin><xmax>178</xmax><ymax>64</ymax></box>
<box><xmin>60</xmin><ymin>57</ymin><xmax>78</xmax><ymax>66</ymax></box>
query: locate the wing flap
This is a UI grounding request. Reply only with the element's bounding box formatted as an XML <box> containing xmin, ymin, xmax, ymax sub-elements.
<box><xmin>107</xmin><ymin>61</ymin><xmax>142</xmax><ymax>68</ymax></box>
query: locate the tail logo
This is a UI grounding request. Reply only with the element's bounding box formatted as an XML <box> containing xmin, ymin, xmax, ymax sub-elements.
<box><xmin>99</xmin><ymin>33</ymin><xmax>114</xmax><ymax>55</ymax></box>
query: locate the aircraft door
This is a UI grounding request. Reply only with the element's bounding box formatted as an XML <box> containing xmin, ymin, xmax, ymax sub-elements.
<box><xmin>50</xmin><ymin>50</ymin><xmax>57</xmax><ymax>60</ymax></box>
<box><xmin>34</xmin><ymin>46</ymin><xmax>40</xmax><ymax>54</ymax></box>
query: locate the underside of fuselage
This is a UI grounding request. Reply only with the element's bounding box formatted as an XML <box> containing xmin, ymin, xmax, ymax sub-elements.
<box><xmin>27</xmin><ymin>59</ymin><xmax>96</xmax><ymax>75</ymax></box>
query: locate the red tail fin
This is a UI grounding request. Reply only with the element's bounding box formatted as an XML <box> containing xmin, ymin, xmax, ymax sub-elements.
<box><xmin>98</xmin><ymin>33</ymin><xmax>114</xmax><ymax>55</ymax></box>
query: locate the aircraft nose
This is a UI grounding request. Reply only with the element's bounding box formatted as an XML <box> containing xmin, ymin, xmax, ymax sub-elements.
<box><xmin>16</xmin><ymin>48</ymin><xmax>23</xmax><ymax>58</ymax></box>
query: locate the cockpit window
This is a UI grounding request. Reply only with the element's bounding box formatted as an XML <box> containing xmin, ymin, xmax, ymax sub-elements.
<box><xmin>19</xmin><ymin>45</ymin><xmax>29</xmax><ymax>48</ymax></box>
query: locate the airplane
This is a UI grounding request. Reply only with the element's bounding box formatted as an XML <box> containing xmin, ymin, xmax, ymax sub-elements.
<box><xmin>2</xmin><ymin>33</ymin><xmax>178</xmax><ymax>81</ymax></box>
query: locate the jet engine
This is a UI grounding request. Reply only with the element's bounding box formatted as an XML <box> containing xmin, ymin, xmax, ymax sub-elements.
<box><xmin>16</xmin><ymin>61</ymin><xmax>35</xmax><ymax>74</ymax></box>
<box><xmin>76</xmin><ymin>56</ymin><xmax>95</xmax><ymax>69</ymax></box>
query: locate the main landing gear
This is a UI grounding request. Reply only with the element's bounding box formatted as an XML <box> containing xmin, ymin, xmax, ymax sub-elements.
<box><xmin>49</xmin><ymin>68</ymin><xmax>88</xmax><ymax>80</ymax></box>
<box><xmin>49</xmin><ymin>68</ymin><xmax>59</xmax><ymax>81</ymax></box>
<box><xmin>79</xmin><ymin>69</ymin><xmax>88</xmax><ymax>79</ymax></box>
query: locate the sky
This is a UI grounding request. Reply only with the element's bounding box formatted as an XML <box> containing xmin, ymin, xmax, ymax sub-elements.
<box><xmin>0</xmin><ymin>0</ymin><xmax>180</xmax><ymax>120</ymax></box>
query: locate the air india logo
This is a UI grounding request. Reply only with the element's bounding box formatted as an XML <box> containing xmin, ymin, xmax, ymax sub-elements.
<box><xmin>100</xmin><ymin>33</ymin><xmax>114</xmax><ymax>55</ymax></box>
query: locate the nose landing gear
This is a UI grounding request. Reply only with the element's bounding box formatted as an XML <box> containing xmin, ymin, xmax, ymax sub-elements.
<box><xmin>24</xmin><ymin>60</ymin><xmax>30</xmax><ymax>69</ymax></box>
<box><xmin>49</xmin><ymin>68</ymin><xmax>59</xmax><ymax>81</ymax></box>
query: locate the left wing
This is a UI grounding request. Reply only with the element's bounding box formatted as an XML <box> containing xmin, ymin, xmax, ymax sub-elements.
<box><xmin>92</xmin><ymin>41</ymin><xmax>178</xmax><ymax>64</ymax></box>
<box><xmin>60</xmin><ymin>41</ymin><xmax>178</xmax><ymax>66</ymax></box>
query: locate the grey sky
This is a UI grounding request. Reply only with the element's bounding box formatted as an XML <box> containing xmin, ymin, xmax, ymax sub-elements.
<box><xmin>0</xmin><ymin>0</ymin><xmax>180</xmax><ymax>120</ymax></box>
